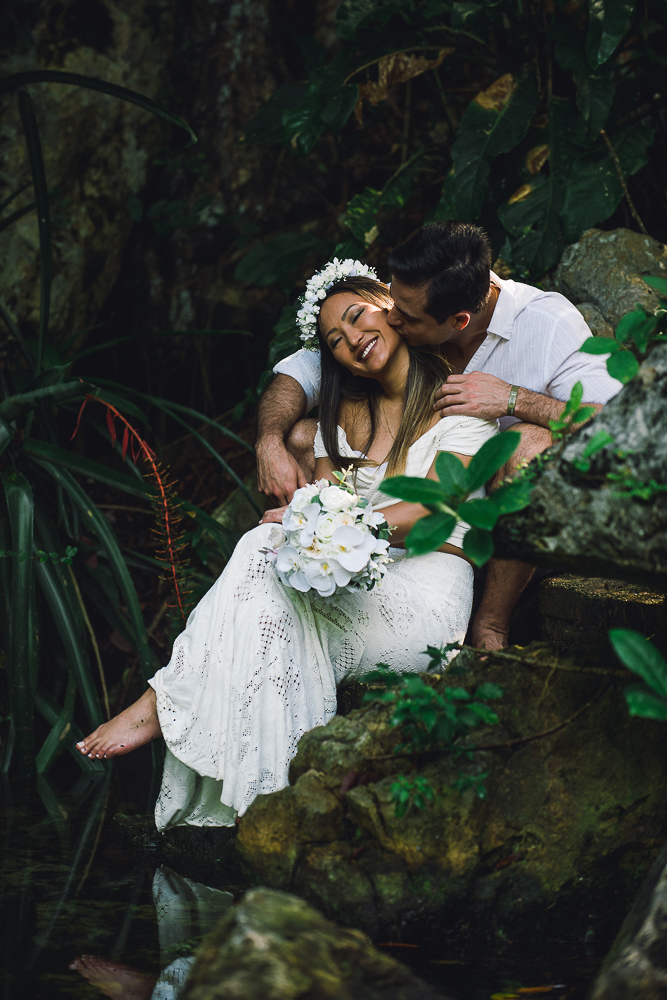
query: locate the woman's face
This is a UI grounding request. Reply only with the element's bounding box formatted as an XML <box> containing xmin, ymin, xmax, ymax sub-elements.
<box><xmin>319</xmin><ymin>292</ymin><xmax>406</xmax><ymax>378</ymax></box>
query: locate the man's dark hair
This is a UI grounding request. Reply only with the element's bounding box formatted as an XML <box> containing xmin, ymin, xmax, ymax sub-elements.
<box><xmin>388</xmin><ymin>221</ymin><xmax>492</xmax><ymax>322</ymax></box>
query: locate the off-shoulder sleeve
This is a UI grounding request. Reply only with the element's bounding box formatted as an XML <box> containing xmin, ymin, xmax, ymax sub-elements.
<box><xmin>433</xmin><ymin>415</ymin><xmax>498</xmax><ymax>456</ymax></box>
<box><xmin>313</xmin><ymin>423</ymin><xmax>328</xmax><ymax>459</ymax></box>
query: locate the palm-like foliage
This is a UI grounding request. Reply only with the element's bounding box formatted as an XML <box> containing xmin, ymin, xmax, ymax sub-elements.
<box><xmin>0</xmin><ymin>71</ymin><xmax>241</xmax><ymax>777</ymax></box>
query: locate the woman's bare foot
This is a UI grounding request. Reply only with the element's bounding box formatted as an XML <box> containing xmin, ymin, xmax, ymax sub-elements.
<box><xmin>69</xmin><ymin>955</ymin><xmax>156</xmax><ymax>1000</ymax></box>
<box><xmin>76</xmin><ymin>687</ymin><xmax>161</xmax><ymax>758</ymax></box>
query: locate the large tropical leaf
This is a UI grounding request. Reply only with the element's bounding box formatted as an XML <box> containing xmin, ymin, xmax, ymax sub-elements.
<box><xmin>0</xmin><ymin>71</ymin><xmax>196</xmax><ymax>145</ymax></box>
<box><xmin>587</xmin><ymin>0</ymin><xmax>635</xmax><ymax>68</ymax></box>
<box><xmin>451</xmin><ymin>70</ymin><xmax>539</xmax><ymax>220</ymax></box>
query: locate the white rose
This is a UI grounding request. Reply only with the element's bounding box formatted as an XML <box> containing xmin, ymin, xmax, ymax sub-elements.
<box><xmin>290</xmin><ymin>483</ymin><xmax>321</xmax><ymax>512</ymax></box>
<box><xmin>315</xmin><ymin>511</ymin><xmax>338</xmax><ymax>542</ymax></box>
<box><xmin>320</xmin><ymin>485</ymin><xmax>356</xmax><ymax>512</ymax></box>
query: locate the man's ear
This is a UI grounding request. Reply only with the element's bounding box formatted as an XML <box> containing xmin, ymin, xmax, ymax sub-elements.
<box><xmin>450</xmin><ymin>311</ymin><xmax>472</xmax><ymax>331</ymax></box>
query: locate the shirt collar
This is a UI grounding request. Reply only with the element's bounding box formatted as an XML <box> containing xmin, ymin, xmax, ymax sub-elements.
<box><xmin>486</xmin><ymin>271</ymin><xmax>514</xmax><ymax>341</ymax></box>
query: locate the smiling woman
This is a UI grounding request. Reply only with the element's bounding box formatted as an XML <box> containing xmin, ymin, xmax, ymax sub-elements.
<box><xmin>77</xmin><ymin>270</ymin><xmax>497</xmax><ymax>832</ymax></box>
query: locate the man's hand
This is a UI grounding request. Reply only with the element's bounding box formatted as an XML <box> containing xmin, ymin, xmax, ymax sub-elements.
<box><xmin>256</xmin><ymin>435</ymin><xmax>308</xmax><ymax>507</ymax></box>
<box><xmin>434</xmin><ymin>372</ymin><xmax>513</xmax><ymax>420</ymax></box>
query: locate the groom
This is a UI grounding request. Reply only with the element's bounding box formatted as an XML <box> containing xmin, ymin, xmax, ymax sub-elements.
<box><xmin>255</xmin><ymin>221</ymin><xmax>621</xmax><ymax>650</ymax></box>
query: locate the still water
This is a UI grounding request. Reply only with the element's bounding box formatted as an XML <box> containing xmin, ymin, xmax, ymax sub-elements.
<box><xmin>1</xmin><ymin>764</ymin><xmax>602</xmax><ymax>1000</ymax></box>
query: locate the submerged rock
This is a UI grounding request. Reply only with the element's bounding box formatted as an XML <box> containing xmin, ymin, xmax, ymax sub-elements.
<box><xmin>590</xmin><ymin>846</ymin><xmax>667</xmax><ymax>1000</ymax></box>
<box><xmin>236</xmin><ymin>646</ymin><xmax>667</xmax><ymax>952</ymax></box>
<box><xmin>552</xmin><ymin>228</ymin><xmax>667</xmax><ymax>327</ymax></box>
<box><xmin>182</xmin><ymin>887</ymin><xmax>445</xmax><ymax>1000</ymax></box>
<box><xmin>493</xmin><ymin>345</ymin><xmax>667</xmax><ymax>583</ymax></box>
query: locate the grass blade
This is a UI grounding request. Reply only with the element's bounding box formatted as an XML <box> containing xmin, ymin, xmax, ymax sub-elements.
<box><xmin>36</xmin><ymin>673</ymin><xmax>76</xmax><ymax>774</ymax></box>
<box><xmin>0</xmin><ymin>200</ymin><xmax>36</xmax><ymax>234</ymax></box>
<box><xmin>24</xmin><ymin>437</ymin><xmax>153</xmax><ymax>499</ymax></box>
<box><xmin>16</xmin><ymin>88</ymin><xmax>50</xmax><ymax>377</ymax></box>
<box><xmin>37</xmin><ymin>461</ymin><xmax>156</xmax><ymax>682</ymax></box>
<box><xmin>34</xmin><ymin>510</ymin><xmax>104</xmax><ymax>731</ymax></box>
<box><xmin>34</xmin><ymin>688</ymin><xmax>105</xmax><ymax>772</ymax></box>
<box><xmin>0</xmin><ymin>181</ymin><xmax>32</xmax><ymax>213</ymax></box>
<box><xmin>2</xmin><ymin>470</ymin><xmax>37</xmax><ymax>774</ymax></box>
<box><xmin>2</xmin><ymin>70</ymin><xmax>196</xmax><ymax>145</ymax></box>
<box><xmin>0</xmin><ymin>379</ymin><xmax>90</xmax><ymax>422</ymax></box>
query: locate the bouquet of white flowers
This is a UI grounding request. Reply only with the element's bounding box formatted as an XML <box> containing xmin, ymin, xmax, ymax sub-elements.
<box><xmin>262</xmin><ymin>469</ymin><xmax>392</xmax><ymax>597</ymax></box>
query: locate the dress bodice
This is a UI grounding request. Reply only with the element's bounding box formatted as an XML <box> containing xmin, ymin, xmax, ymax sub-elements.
<box><xmin>313</xmin><ymin>414</ymin><xmax>498</xmax><ymax>548</ymax></box>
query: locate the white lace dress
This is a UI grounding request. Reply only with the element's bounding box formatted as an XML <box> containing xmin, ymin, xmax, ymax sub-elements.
<box><xmin>149</xmin><ymin>414</ymin><xmax>497</xmax><ymax>829</ymax></box>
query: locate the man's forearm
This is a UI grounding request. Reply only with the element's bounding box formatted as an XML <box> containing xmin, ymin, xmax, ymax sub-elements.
<box><xmin>256</xmin><ymin>374</ymin><xmax>308</xmax><ymax>445</ymax></box>
<box><xmin>513</xmin><ymin>387</ymin><xmax>602</xmax><ymax>428</ymax></box>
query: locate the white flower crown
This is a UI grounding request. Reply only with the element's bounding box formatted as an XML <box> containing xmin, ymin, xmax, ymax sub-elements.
<box><xmin>296</xmin><ymin>258</ymin><xmax>379</xmax><ymax>351</ymax></box>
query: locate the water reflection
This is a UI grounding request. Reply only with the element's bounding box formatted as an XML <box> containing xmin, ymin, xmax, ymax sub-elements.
<box><xmin>70</xmin><ymin>868</ymin><xmax>233</xmax><ymax>1000</ymax></box>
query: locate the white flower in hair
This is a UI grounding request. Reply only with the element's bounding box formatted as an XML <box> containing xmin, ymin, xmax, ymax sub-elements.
<box><xmin>297</xmin><ymin>258</ymin><xmax>379</xmax><ymax>350</ymax></box>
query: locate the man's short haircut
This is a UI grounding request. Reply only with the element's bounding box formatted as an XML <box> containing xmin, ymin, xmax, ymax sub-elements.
<box><xmin>388</xmin><ymin>221</ymin><xmax>492</xmax><ymax>322</ymax></box>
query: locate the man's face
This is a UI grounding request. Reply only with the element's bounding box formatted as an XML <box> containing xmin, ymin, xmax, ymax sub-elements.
<box><xmin>388</xmin><ymin>276</ymin><xmax>475</xmax><ymax>348</ymax></box>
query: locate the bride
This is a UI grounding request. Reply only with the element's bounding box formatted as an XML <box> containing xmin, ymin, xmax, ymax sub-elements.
<box><xmin>77</xmin><ymin>266</ymin><xmax>498</xmax><ymax>829</ymax></box>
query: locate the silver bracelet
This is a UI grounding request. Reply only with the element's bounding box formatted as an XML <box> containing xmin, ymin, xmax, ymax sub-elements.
<box><xmin>507</xmin><ymin>384</ymin><xmax>520</xmax><ymax>417</ymax></box>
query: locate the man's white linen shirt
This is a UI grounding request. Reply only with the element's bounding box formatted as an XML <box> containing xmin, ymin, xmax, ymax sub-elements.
<box><xmin>273</xmin><ymin>272</ymin><xmax>622</xmax><ymax>428</ymax></box>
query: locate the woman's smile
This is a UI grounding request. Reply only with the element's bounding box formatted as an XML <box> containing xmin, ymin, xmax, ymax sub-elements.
<box><xmin>358</xmin><ymin>336</ymin><xmax>378</xmax><ymax>361</ymax></box>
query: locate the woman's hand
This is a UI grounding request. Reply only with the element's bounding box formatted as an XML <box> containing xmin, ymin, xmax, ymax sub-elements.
<box><xmin>260</xmin><ymin>506</ymin><xmax>288</xmax><ymax>525</ymax></box>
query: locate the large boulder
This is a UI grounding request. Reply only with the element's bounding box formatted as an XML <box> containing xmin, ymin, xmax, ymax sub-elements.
<box><xmin>236</xmin><ymin>646</ymin><xmax>667</xmax><ymax>952</ymax></box>
<box><xmin>182</xmin><ymin>887</ymin><xmax>445</xmax><ymax>1000</ymax></box>
<box><xmin>551</xmin><ymin>228</ymin><xmax>667</xmax><ymax>328</ymax></box>
<box><xmin>493</xmin><ymin>345</ymin><xmax>667</xmax><ymax>584</ymax></box>
<box><xmin>590</xmin><ymin>846</ymin><xmax>667</xmax><ymax>1000</ymax></box>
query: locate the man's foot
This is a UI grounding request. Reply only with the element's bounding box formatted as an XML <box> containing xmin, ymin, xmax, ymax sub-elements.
<box><xmin>76</xmin><ymin>688</ymin><xmax>161</xmax><ymax>758</ymax></box>
<box><xmin>69</xmin><ymin>955</ymin><xmax>156</xmax><ymax>1000</ymax></box>
<box><xmin>469</xmin><ymin>617</ymin><xmax>508</xmax><ymax>651</ymax></box>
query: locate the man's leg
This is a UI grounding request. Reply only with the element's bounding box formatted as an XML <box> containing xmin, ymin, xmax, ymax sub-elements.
<box><xmin>286</xmin><ymin>418</ymin><xmax>318</xmax><ymax>483</ymax></box>
<box><xmin>469</xmin><ymin>423</ymin><xmax>552</xmax><ymax>650</ymax></box>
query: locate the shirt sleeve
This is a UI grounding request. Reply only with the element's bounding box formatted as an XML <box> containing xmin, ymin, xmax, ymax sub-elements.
<box><xmin>433</xmin><ymin>415</ymin><xmax>499</xmax><ymax>456</ymax></box>
<box><xmin>313</xmin><ymin>423</ymin><xmax>327</xmax><ymax>459</ymax></box>
<box><xmin>273</xmin><ymin>349</ymin><xmax>322</xmax><ymax>411</ymax></box>
<box><xmin>544</xmin><ymin>314</ymin><xmax>623</xmax><ymax>404</ymax></box>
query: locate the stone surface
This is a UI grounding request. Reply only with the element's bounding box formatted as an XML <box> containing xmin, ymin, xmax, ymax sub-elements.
<box><xmin>493</xmin><ymin>345</ymin><xmax>667</xmax><ymax>584</ymax></box>
<box><xmin>182</xmin><ymin>887</ymin><xmax>445</xmax><ymax>1000</ymax></box>
<box><xmin>236</xmin><ymin>647</ymin><xmax>667</xmax><ymax>952</ymax></box>
<box><xmin>552</xmin><ymin>228</ymin><xmax>667</xmax><ymax>327</ymax></box>
<box><xmin>575</xmin><ymin>302</ymin><xmax>615</xmax><ymax>339</ymax></box>
<box><xmin>591</xmin><ymin>846</ymin><xmax>667</xmax><ymax>1000</ymax></box>
<box><xmin>0</xmin><ymin>0</ymin><xmax>168</xmax><ymax>346</ymax></box>
<box><xmin>537</xmin><ymin>575</ymin><xmax>666</xmax><ymax>655</ymax></box>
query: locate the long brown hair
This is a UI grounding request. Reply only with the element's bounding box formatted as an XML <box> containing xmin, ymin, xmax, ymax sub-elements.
<box><xmin>317</xmin><ymin>276</ymin><xmax>452</xmax><ymax>477</ymax></box>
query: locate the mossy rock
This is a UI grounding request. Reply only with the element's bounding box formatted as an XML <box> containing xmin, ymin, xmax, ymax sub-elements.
<box><xmin>236</xmin><ymin>644</ymin><xmax>667</xmax><ymax>952</ymax></box>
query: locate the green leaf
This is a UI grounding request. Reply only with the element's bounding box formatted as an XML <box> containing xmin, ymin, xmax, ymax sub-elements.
<box><xmin>320</xmin><ymin>85</ymin><xmax>359</xmax><ymax>131</ymax></box>
<box><xmin>36</xmin><ymin>673</ymin><xmax>76</xmax><ymax>774</ymax></box>
<box><xmin>462</xmin><ymin>526</ymin><xmax>494</xmax><ymax>566</ymax></box>
<box><xmin>609</xmin><ymin>628</ymin><xmax>667</xmax><ymax>699</ymax></box>
<box><xmin>486</xmin><ymin>479</ymin><xmax>533</xmax><ymax>515</ymax></box>
<box><xmin>465</xmin><ymin>432</ymin><xmax>522</xmax><ymax>492</ymax></box>
<box><xmin>0</xmin><ymin>199</ymin><xmax>36</xmax><ymax>234</ymax></box>
<box><xmin>0</xmin><ymin>380</ymin><xmax>90</xmax><ymax>422</ymax></box>
<box><xmin>234</xmin><ymin>233</ymin><xmax>332</xmax><ymax>290</ymax></box>
<box><xmin>582</xmin><ymin>428</ymin><xmax>615</xmax><ymax>458</ymax></box>
<box><xmin>0</xmin><ymin>70</ymin><xmax>197</xmax><ymax>145</ymax></box>
<box><xmin>16</xmin><ymin>87</ymin><xmax>50</xmax><ymax>377</ymax></box>
<box><xmin>580</xmin><ymin>336</ymin><xmax>620</xmax><ymax>354</ymax></box>
<box><xmin>451</xmin><ymin>70</ymin><xmax>539</xmax><ymax>220</ymax></box>
<box><xmin>616</xmin><ymin>308</ymin><xmax>658</xmax><ymax>351</ymax></box>
<box><xmin>607</xmin><ymin>350</ymin><xmax>639</xmax><ymax>383</ymax></box>
<box><xmin>34</xmin><ymin>688</ymin><xmax>105</xmax><ymax>773</ymax></box>
<box><xmin>624</xmin><ymin>684</ymin><xmax>667</xmax><ymax>721</ymax></box>
<box><xmin>2</xmin><ymin>471</ymin><xmax>37</xmax><ymax>774</ymax></box>
<box><xmin>344</xmin><ymin>188</ymin><xmax>383</xmax><ymax>244</ymax></box>
<box><xmin>435</xmin><ymin>451</ymin><xmax>469</xmax><ymax>496</ymax></box>
<box><xmin>243</xmin><ymin>83</ymin><xmax>310</xmax><ymax>144</ymax></box>
<box><xmin>380</xmin><ymin>475</ymin><xmax>449</xmax><ymax>505</ymax></box>
<box><xmin>458</xmin><ymin>498</ymin><xmax>499</xmax><ymax>530</ymax></box>
<box><xmin>474</xmin><ymin>683</ymin><xmax>504</xmax><ymax>699</ymax></box>
<box><xmin>643</xmin><ymin>275</ymin><xmax>667</xmax><ymax>298</ymax></box>
<box><xmin>405</xmin><ymin>513</ymin><xmax>456</xmax><ymax>556</ymax></box>
<box><xmin>564</xmin><ymin>381</ymin><xmax>584</xmax><ymax>416</ymax></box>
<box><xmin>34</xmin><ymin>463</ymin><xmax>155</xmax><ymax>682</ymax></box>
<box><xmin>587</xmin><ymin>0</ymin><xmax>635</xmax><ymax>68</ymax></box>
